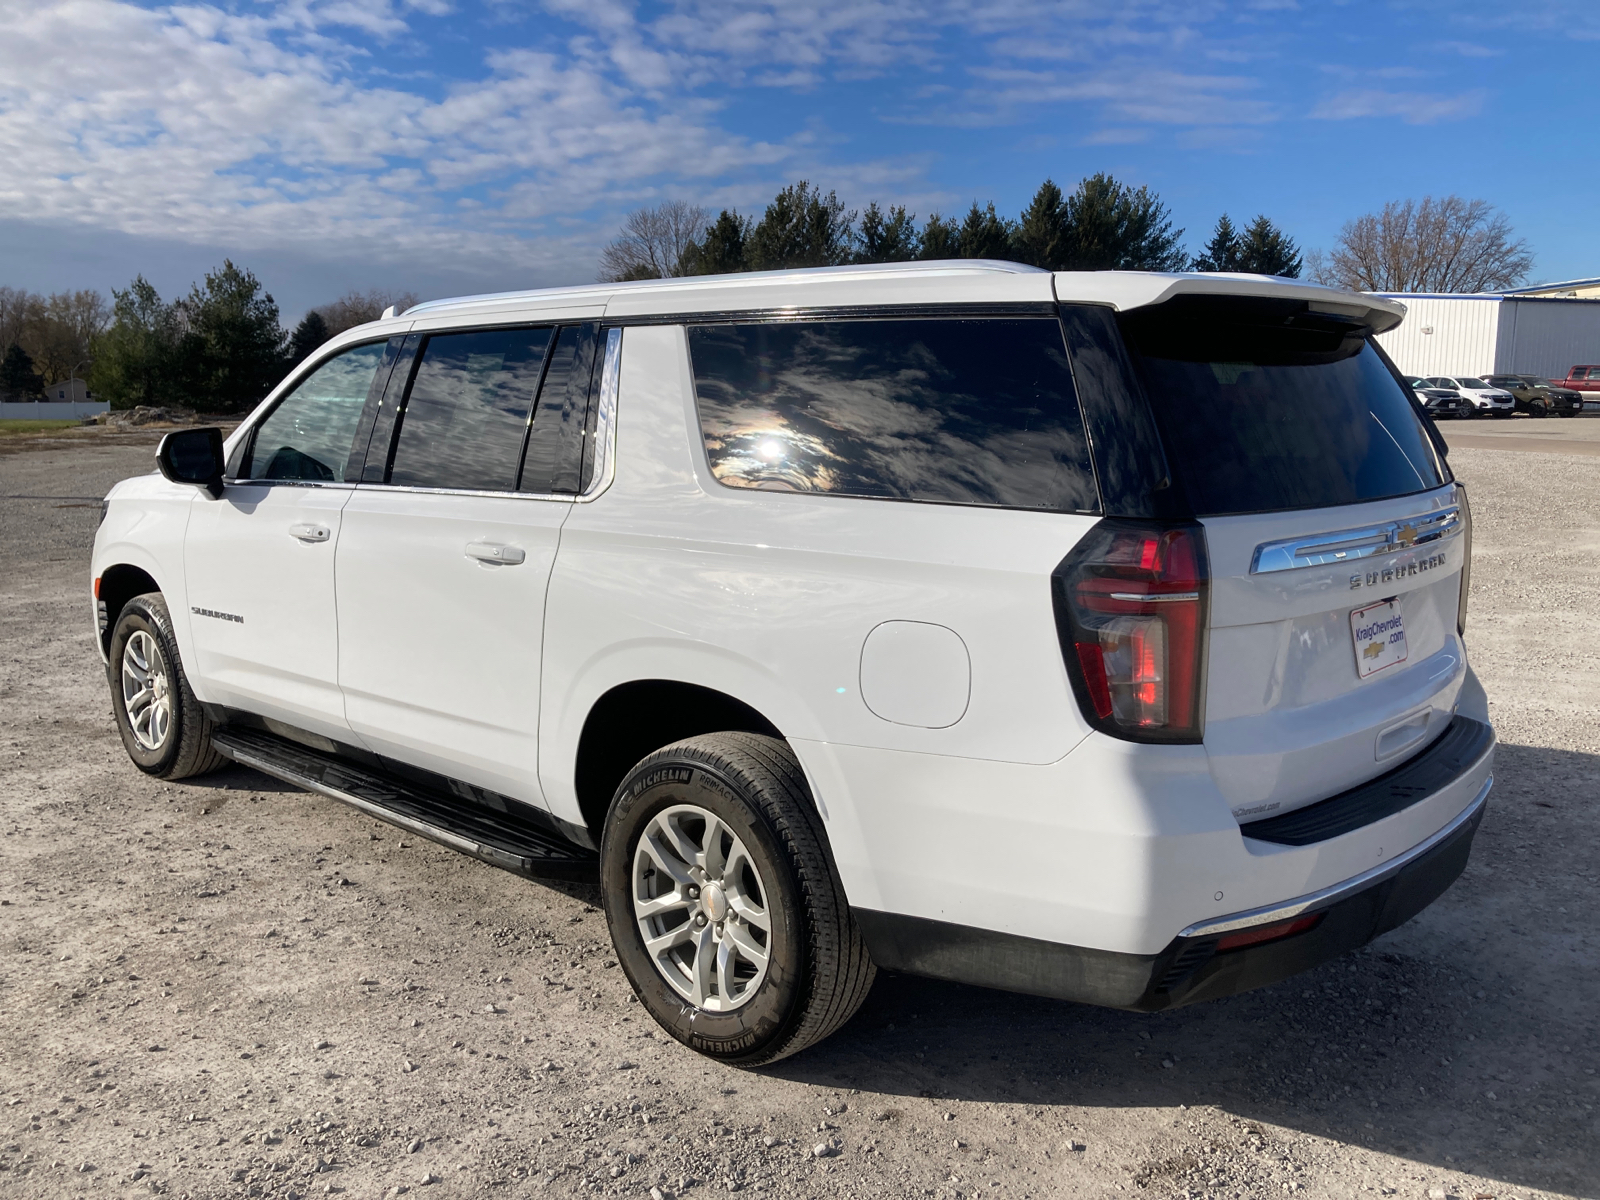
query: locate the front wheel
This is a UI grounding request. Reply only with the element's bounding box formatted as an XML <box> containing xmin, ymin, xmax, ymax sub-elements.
<box><xmin>599</xmin><ymin>732</ymin><xmax>875</xmax><ymax>1065</ymax></box>
<box><xmin>107</xmin><ymin>593</ymin><xmax>225</xmax><ymax>780</ymax></box>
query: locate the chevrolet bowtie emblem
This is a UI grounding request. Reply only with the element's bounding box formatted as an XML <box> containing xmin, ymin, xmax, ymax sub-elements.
<box><xmin>1390</xmin><ymin>522</ymin><xmax>1420</xmax><ymax>549</ymax></box>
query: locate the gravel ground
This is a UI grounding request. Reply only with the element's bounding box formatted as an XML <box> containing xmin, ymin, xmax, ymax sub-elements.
<box><xmin>1</xmin><ymin>430</ymin><xmax>1596</xmax><ymax>1200</ymax></box>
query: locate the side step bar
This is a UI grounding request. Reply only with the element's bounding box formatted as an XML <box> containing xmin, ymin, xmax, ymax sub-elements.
<box><xmin>211</xmin><ymin>727</ymin><xmax>597</xmax><ymax>878</ymax></box>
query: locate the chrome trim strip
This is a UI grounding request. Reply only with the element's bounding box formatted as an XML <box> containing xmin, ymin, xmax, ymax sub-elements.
<box><xmin>220</xmin><ymin>478</ymin><xmax>357</xmax><ymax>492</ymax></box>
<box><xmin>1109</xmin><ymin>591</ymin><xmax>1199</xmax><ymax>603</ymax></box>
<box><xmin>1251</xmin><ymin>505</ymin><xmax>1461</xmax><ymax>574</ymax></box>
<box><xmin>1178</xmin><ymin>772</ymin><xmax>1492</xmax><ymax>940</ymax></box>
<box><xmin>349</xmin><ymin>483</ymin><xmax>575</xmax><ymax>502</ymax></box>
<box><xmin>580</xmin><ymin>326</ymin><xmax>623</xmax><ymax>501</ymax></box>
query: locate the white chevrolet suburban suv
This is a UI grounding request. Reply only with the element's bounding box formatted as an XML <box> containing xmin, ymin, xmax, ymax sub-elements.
<box><xmin>92</xmin><ymin>262</ymin><xmax>1494</xmax><ymax>1065</ymax></box>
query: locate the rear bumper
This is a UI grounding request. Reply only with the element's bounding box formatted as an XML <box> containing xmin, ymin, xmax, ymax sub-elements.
<box><xmin>855</xmin><ymin>773</ymin><xmax>1488</xmax><ymax>1011</ymax></box>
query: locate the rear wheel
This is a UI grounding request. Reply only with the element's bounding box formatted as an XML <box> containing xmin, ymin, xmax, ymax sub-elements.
<box><xmin>107</xmin><ymin>593</ymin><xmax>225</xmax><ymax>780</ymax></box>
<box><xmin>599</xmin><ymin>732</ymin><xmax>875</xmax><ymax>1065</ymax></box>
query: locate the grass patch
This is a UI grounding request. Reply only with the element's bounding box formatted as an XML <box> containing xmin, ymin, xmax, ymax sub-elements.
<box><xmin>0</xmin><ymin>419</ymin><xmax>85</xmax><ymax>436</ymax></box>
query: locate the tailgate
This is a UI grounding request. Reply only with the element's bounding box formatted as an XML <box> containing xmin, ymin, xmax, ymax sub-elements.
<box><xmin>1202</xmin><ymin>486</ymin><xmax>1467</xmax><ymax>820</ymax></box>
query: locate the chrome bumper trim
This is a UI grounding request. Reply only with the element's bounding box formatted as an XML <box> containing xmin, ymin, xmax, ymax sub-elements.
<box><xmin>1178</xmin><ymin>773</ymin><xmax>1492</xmax><ymax>940</ymax></box>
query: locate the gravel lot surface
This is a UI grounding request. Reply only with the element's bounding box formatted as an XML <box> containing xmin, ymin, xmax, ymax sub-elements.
<box><xmin>2</xmin><ymin>428</ymin><xmax>1596</xmax><ymax>1200</ymax></box>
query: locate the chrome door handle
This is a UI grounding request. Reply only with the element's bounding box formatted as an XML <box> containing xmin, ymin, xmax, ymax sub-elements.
<box><xmin>289</xmin><ymin>523</ymin><xmax>331</xmax><ymax>543</ymax></box>
<box><xmin>465</xmin><ymin>541</ymin><xmax>525</xmax><ymax>565</ymax></box>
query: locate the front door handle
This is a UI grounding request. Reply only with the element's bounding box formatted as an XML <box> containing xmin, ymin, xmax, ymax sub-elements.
<box><xmin>289</xmin><ymin>523</ymin><xmax>331</xmax><ymax>543</ymax></box>
<box><xmin>466</xmin><ymin>541</ymin><xmax>526</xmax><ymax>565</ymax></box>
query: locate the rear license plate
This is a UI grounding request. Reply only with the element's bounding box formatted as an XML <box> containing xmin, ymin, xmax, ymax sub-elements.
<box><xmin>1351</xmin><ymin>598</ymin><xmax>1408</xmax><ymax>678</ymax></box>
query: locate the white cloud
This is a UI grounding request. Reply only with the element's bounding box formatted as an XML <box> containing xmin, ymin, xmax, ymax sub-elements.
<box><xmin>3</xmin><ymin>0</ymin><xmax>1526</xmax><ymax>296</ymax></box>
<box><xmin>1310</xmin><ymin>88</ymin><xmax>1487</xmax><ymax>125</ymax></box>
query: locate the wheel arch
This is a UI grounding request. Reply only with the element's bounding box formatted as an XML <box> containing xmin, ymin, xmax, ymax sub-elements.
<box><xmin>96</xmin><ymin>563</ymin><xmax>162</xmax><ymax>656</ymax></box>
<box><xmin>572</xmin><ymin>679</ymin><xmax>785</xmax><ymax>844</ymax></box>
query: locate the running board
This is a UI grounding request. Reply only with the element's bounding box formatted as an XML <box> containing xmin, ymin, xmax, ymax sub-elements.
<box><xmin>210</xmin><ymin>726</ymin><xmax>597</xmax><ymax>878</ymax></box>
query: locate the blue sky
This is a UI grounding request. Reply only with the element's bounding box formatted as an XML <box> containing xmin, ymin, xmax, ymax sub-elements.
<box><xmin>2</xmin><ymin>0</ymin><xmax>1596</xmax><ymax>321</ymax></box>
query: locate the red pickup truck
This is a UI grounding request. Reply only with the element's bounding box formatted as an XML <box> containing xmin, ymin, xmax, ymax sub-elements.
<box><xmin>1553</xmin><ymin>366</ymin><xmax>1600</xmax><ymax>403</ymax></box>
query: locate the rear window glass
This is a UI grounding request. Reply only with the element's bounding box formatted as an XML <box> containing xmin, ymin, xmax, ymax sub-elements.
<box><xmin>687</xmin><ymin>319</ymin><xmax>1098</xmax><ymax>512</ymax></box>
<box><xmin>388</xmin><ymin>327</ymin><xmax>551</xmax><ymax>491</ymax></box>
<box><xmin>1119</xmin><ymin>297</ymin><xmax>1447</xmax><ymax>517</ymax></box>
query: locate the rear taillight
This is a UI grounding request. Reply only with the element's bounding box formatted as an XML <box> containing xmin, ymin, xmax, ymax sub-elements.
<box><xmin>1455</xmin><ymin>485</ymin><xmax>1472</xmax><ymax>636</ymax></box>
<box><xmin>1052</xmin><ymin>520</ymin><xmax>1209</xmax><ymax>743</ymax></box>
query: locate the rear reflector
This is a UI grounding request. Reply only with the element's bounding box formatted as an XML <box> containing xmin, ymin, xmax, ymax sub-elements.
<box><xmin>93</xmin><ymin>576</ymin><xmax>101</xmax><ymax>599</ymax></box>
<box><xmin>1051</xmin><ymin>519</ymin><xmax>1210</xmax><ymax>743</ymax></box>
<box><xmin>1214</xmin><ymin>912</ymin><xmax>1323</xmax><ymax>953</ymax></box>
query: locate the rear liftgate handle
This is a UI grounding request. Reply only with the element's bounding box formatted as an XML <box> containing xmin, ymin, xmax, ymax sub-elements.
<box><xmin>465</xmin><ymin>541</ymin><xmax>526</xmax><ymax>566</ymax></box>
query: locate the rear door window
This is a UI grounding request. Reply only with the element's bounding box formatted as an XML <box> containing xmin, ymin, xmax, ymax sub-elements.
<box><xmin>1118</xmin><ymin>296</ymin><xmax>1447</xmax><ymax>517</ymax></box>
<box><xmin>243</xmin><ymin>341</ymin><xmax>389</xmax><ymax>482</ymax></box>
<box><xmin>687</xmin><ymin>318</ymin><xmax>1099</xmax><ymax>512</ymax></box>
<box><xmin>387</xmin><ymin>327</ymin><xmax>552</xmax><ymax>491</ymax></box>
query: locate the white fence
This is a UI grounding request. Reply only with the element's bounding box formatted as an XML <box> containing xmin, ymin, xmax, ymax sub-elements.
<box><xmin>0</xmin><ymin>401</ymin><xmax>110</xmax><ymax>419</ymax></box>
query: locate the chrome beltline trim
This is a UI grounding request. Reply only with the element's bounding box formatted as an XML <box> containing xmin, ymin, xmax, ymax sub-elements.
<box><xmin>1178</xmin><ymin>772</ymin><xmax>1493</xmax><ymax>940</ymax></box>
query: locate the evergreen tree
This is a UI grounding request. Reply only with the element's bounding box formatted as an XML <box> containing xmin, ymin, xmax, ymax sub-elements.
<box><xmin>956</xmin><ymin>201</ymin><xmax>1014</xmax><ymax>259</ymax></box>
<box><xmin>88</xmin><ymin>276</ymin><xmax>178</xmax><ymax>410</ymax></box>
<box><xmin>684</xmin><ymin>209</ymin><xmax>751</xmax><ymax>275</ymax></box>
<box><xmin>1237</xmin><ymin>214</ymin><xmax>1303</xmax><ymax>277</ymax></box>
<box><xmin>172</xmin><ymin>260</ymin><xmax>287</xmax><ymax>411</ymax></box>
<box><xmin>0</xmin><ymin>343</ymin><xmax>45</xmax><ymax>398</ymax></box>
<box><xmin>746</xmin><ymin>182</ymin><xmax>855</xmax><ymax>270</ymax></box>
<box><xmin>1060</xmin><ymin>174</ymin><xmax>1188</xmax><ymax>271</ymax></box>
<box><xmin>1012</xmin><ymin>179</ymin><xmax>1068</xmax><ymax>269</ymax></box>
<box><xmin>287</xmin><ymin>309</ymin><xmax>329</xmax><ymax>365</ymax></box>
<box><xmin>918</xmin><ymin>212</ymin><xmax>961</xmax><ymax>260</ymax></box>
<box><xmin>854</xmin><ymin>202</ymin><xmax>920</xmax><ymax>263</ymax></box>
<box><xmin>1192</xmin><ymin>214</ymin><xmax>1242</xmax><ymax>272</ymax></box>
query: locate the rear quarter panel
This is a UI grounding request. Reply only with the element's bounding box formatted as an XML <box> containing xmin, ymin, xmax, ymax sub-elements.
<box><xmin>540</xmin><ymin>324</ymin><xmax>1100</xmax><ymax>892</ymax></box>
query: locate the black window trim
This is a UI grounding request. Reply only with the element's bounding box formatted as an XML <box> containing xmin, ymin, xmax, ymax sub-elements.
<box><xmin>226</xmin><ymin>335</ymin><xmax>397</xmax><ymax>487</ymax></box>
<box><xmin>684</xmin><ymin>310</ymin><xmax>1105</xmax><ymax>517</ymax></box>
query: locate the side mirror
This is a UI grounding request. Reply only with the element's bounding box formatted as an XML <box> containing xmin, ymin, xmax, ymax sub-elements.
<box><xmin>157</xmin><ymin>427</ymin><xmax>226</xmax><ymax>499</ymax></box>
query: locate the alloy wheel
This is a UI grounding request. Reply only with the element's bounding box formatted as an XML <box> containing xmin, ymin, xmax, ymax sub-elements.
<box><xmin>632</xmin><ymin>804</ymin><xmax>772</xmax><ymax>1012</ymax></box>
<box><xmin>121</xmin><ymin>630</ymin><xmax>172</xmax><ymax>752</ymax></box>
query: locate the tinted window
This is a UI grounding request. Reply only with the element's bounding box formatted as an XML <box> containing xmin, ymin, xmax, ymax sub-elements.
<box><xmin>245</xmin><ymin>342</ymin><xmax>388</xmax><ymax>481</ymax></box>
<box><xmin>388</xmin><ymin>328</ymin><xmax>552</xmax><ymax>491</ymax></box>
<box><xmin>688</xmin><ymin>319</ymin><xmax>1098</xmax><ymax>512</ymax></box>
<box><xmin>1120</xmin><ymin>296</ymin><xmax>1447</xmax><ymax>517</ymax></box>
<box><xmin>522</xmin><ymin>323</ymin><xmax>598</xmax><ymax>494</ymax></box>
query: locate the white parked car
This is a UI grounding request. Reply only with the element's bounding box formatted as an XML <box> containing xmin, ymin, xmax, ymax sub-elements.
<box><xmin>1426</xmin><ymin>375</ymin><xmax>1515</xmax><ymax>418</ymax></box>
<box><xmin>92</xmin><ymin>263</ymin><xmax>1494</xmax><ymax>1064</ymax></box>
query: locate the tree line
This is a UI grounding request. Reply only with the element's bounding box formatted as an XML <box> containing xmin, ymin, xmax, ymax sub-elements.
<box><xmin>2</xmin><ymin>184</ymin><xmax>1536</xmax><ymax>412</ymax></box>
<box><xmin>0</xmin><ymin>265</ymin><xmax>415</xmax><ymax>411</ymax></box>
<box><xmin>600</xmin><ymin>175</ymin><xmax>1304</xmax><ymax>281</ymax></box>
<box><xmin>601</xmin><ymin>179</ymin><xmax>1533</xmax><ymax>296</ymax></box>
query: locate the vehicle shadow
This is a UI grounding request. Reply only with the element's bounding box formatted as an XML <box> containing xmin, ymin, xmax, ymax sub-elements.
<box><xmin>769</xmin><ymin>741</ymin><xmax>1600</xmax><ymax>1198</ymax></box>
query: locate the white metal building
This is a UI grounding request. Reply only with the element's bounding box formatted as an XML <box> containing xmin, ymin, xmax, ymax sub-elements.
<box><xmin>1373</xmin><ymin>294</ymin><xmax>1600</xmax><ymax>380</ymax></box>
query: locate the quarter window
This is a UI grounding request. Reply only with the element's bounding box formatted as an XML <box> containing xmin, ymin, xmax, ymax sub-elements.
<box><xmin>687</xmin><ymin>319</ymin><xmax>1099</xmax><ymax>512</ymax></box>
<box><xmin>243</xmin><ymin>341</ymin><xmax>389</xmax><ymax>482</ymax></box>
<box><xmin>388</xmin><ymin>327</ymin><xmax>552</xmax><ymax>491</ymax></box>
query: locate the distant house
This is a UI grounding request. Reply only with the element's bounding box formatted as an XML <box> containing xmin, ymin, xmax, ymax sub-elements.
<box><xmin>1496</xmin><ymin>277</ymin><xmax>1600</xmax><ymax>300</ymax></box>
<box><xmin>49</xmin><ymin>378</ymin><xmax>93</xmax><ymax>403</ymax></box>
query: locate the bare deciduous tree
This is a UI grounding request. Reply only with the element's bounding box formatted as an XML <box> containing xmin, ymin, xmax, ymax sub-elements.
<box><xmin>1313</xmin><ymin>196</ymin><xmax>1532</xmax><ymax>293</ymax></box>
<box><xmin>0</xmin><ymin>286</ymin><xmax>110</xmax><ymax>384</ymax></box>
<box><xmin>314</xmin><ymin>288</ymin><xmax>420</xmax><ymax>338</ymax></box>
<box><xmin>598</xmin><ymin>200</ymin><xmax>709</xmax><ymax>281</ymax></box>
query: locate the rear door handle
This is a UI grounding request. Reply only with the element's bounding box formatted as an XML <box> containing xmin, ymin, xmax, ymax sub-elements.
<box><xmin>466</xmin><ymin>541</ymin><xmax>525</xmax><ymax>565</ymax></box>
<box><xmin>289</xmin><ymin>523</ymin><xmax>331</xmax><ymax>543</ymax></box>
